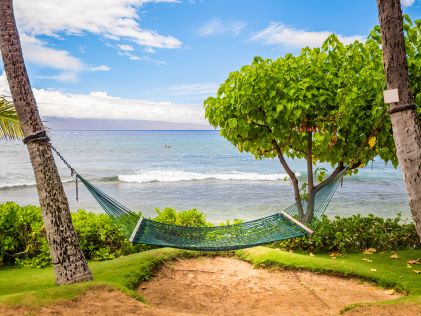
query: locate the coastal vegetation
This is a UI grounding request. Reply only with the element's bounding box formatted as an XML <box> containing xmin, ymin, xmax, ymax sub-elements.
<box><xmin>1</xmin><ymin>202</ymin><xmax>419</xmax><ymax>268</ymax></box>
<box><xmin>204</xmin><ymin>16</ymin><xmax>421</xmax><ymax>224</ymax></box>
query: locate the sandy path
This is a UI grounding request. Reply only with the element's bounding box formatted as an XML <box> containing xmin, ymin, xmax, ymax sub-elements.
<box><xmin>1</xmin><ymin>256</ymin><xmax>415</xmax><ymax>315</ymax></box>
<box><xmin>138</xmin><ymin>257</ymin><xmax>401</xmax><ymax>315</ymax></box>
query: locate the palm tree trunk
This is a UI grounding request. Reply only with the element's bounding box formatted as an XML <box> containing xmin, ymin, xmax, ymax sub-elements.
<box><xmin>0</xmin><ymin>0</ymin><xmax>93</xmax><ymax>284</ymax></box>
<box><xmin>377</xmin><ymin>0</ymin><xmax>421</xmax><ymax>239</ymax></box>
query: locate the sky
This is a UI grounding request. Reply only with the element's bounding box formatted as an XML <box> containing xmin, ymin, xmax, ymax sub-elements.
<box><xmin>0</xmin><ymin>0</ymin><xmax>420</xmax><ymax>128</ymax></box>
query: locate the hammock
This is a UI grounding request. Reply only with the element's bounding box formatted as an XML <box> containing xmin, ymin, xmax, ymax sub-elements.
<box><xmin>75</xmin><ymin>169</ymin><xmax>344</xmax><ymax>251</ymax></box>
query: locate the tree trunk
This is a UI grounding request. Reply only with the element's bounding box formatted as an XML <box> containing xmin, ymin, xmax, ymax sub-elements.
<box><xmin>272</xmin><ymin>140</ymin><xmax>305</xmax><ymax>219</ymax></box>
<box><xmin>303</xmin><ymin>132</ymin><xmax>315</xmax><ymax>223</ymax></box>
<box><xmin>0</xmin><ymin>0</ymin><xmax>93</xmax><ymax>284</ymax></box>
<box><xmin>377</xmin><ymin>0</ymin><xmax>421</xmax><ymax>239</ymax></box>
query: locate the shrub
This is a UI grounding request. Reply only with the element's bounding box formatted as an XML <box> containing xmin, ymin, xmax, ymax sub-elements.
<box><xmin>219</xmin><ymin>219</ymin><xmax>244</xmax><ymax>226</ymax></box>
<box><xmin>0</xmin><ymin>202</ymin><xmax>46</xmax><ymax>266</ymax></box>
<box><xmin>1</xmin><ymin>202</ymin><xmax>419</xmax><ymax>267</ymax></box>
<box><xmin>71</xmin><ymin>209</ymin><xmax>141</xmax><ymax>259</ymax></box>
<box><xmin>0</xmin><ymin>203</ymin><xmax>148</xmax><ymax>267</ymax></box>
<box><xmin>154</xmin><ymin>207</ymin><xmax>212</xmax><ymax>227</ymax></box>
<box><xmin>274</xmin><ymin>213</ymin><xmax>420</xmax><ymax>253</ymax></box>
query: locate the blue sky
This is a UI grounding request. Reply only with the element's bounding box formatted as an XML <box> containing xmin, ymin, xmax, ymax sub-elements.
<box><xmin>0</xmin><ymin>0</ymin><xmax>420</xmax><ymax>126</ymax></box>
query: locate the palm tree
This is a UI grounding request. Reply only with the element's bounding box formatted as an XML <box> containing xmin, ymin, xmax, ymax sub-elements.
<box><xmin>377</xmin><ymin>0</ymin><xmax>421</xmax><ymax>239</ymax></box>
<box><xmin>0</xmin><ymin>96</ymin><xmax>23</xmax><ymax>140</ymax></box>
<box><xmin>0</xmin><ymin>0</ymin><xmax>92</xmax><ymax>284</ymax></box>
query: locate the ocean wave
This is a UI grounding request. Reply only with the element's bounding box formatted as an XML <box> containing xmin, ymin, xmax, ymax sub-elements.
<box><xmin>118</xmin><ymin>170</ymin><xmax>299</xmax><ymax>183</ymax></box>
<box><xmin>0</xmin><ymin>182</ymin><xmax>37</xmax><ymax>190</ymax></box>
<box><xmin>0</xmin><ymin>178</ymin><xmax>74</xmax><ymax>190</ymax></box>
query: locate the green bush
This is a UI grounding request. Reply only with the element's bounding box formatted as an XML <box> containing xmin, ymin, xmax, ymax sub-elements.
<box><xmin>0</xmin><ymin>204</ymin><xmax>214</xmax><ymax>267</ymax></box>
<box><xmin>71</xmin><ymin>209</ymin><xmax>141</xmax><ymax>259</ymax></box>
<box><xmin>274</xmin><ymin>213</ymin><xmax>420</xmax><ymax>253</ymax></box>
<box><xmin>154</xmin><ymin>207</ymin><xmax>212</xmax><ymax>227</ymax></box>
<box><xmin>1</xmin><ymin>202</ymin><xmax>419</xmax><ymax>267</ymax></box>
<box><xmin>0</xmin><ymin>202</ymin><xmax>46</xmax><ymax>266</ymax></box>
<box><xmin>0</xmin><ymin>202</ymin><xmax>148</xmax><ymax>267</ymax></box>
<box><xmin>219</xmin><ymin>219</ymin><xmax>244</xmax><ymax>226</ymax></box>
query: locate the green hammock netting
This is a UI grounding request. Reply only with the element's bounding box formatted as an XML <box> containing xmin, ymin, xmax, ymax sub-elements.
<box><xmin>76</xmin><ymin>169</ymin><xmax>344</xmax><ymax>251</ymax></box>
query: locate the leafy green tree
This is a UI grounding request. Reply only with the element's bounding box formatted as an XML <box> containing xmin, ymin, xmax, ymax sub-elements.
<box><xmin>205</xmin><ymin>19</ymin><xmax>419</xmax><ymax>223</ymax></box>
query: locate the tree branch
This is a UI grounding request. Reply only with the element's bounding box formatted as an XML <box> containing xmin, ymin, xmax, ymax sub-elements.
<box><xmin>250</xmin><ymin>120</ymin><xmax>271</xmax><ymax>130</ymax></box>
<box><xmin>272</xmin><ymin>140</ymin><xmax>305</xmax><ymax>218</ymax></box>
<box><xmin>313</xmin><ymin>162</ymin><xmax>346</xmax><ymax>194</ymax></box>
<box><xmin>307</xmin><ymin>132</ymin><xmax>314</xmax><ymax>193</ymax></box>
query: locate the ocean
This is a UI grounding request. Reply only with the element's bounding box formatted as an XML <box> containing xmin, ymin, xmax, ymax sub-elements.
<box><xmin>0</xmin><ymin>130</ymin><xmax>411</xmax><ymax>223</ymax></box>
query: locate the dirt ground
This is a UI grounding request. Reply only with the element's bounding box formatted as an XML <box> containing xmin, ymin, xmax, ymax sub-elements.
<box><xmin>137</xmin><ymin>257</ymin><xmax>404</xmax><ymax>316</ymax></box>
<box><xmin>2</xmin><ymin>256</ymin><xmax>420</xmax><ymax>316</ymax></box>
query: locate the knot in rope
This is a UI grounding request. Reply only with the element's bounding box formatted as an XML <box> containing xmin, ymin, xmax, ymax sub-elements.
<box><xmin>22</xmin><ymin>130</ymin><xmax>50</xmax><ymax>144</ymax></box>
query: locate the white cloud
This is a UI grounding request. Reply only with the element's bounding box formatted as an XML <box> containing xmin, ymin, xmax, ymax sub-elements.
<box><xmin>165</xmin><ymin>83</ymin><xmax>218</xmax><ymax>96</ymax></box>
<box><xmin>117</xmin><ymin>44</ymin><xmax>134</xmax><ymax>52</ymax></box>
<box><xmin>118</xmin><ymin>50</ymin><xmax>166</xmax><ymax>65</ymax></box>
<box><xmin>36</xmin><ymin>73</ymin><xmax>79</xmax><ymax>83</ymax></box>
<box><xmin>142</xmin><ymin>82</ymin><xmax>218</xmax><ymax>104</ymax></box>
<box><xmin>144</xmin><ymin>46</ymin><xmax>156</xmax><ymax>54</ymax></box>
<box><xmin>112</xmin><ymin>43</ymin><xmax>164</xmax><ymax>64</ymax></box>
<box><xmin>199</xmin><ymin>18</ymin><xmax>247</xmax><ymax>37</ymax></box>
<box><xmin>402</xmin><ymin>0</ymin><xmax>415</xmax><ymax>7</ymax></box>
<box><xmin>0</xmin><ymin>72</ymin><xmax>204</xmax><ymax>124</ymax></box>
<box><xmin>19</xmin><ymin>34</ymin><xmax>110</xmax><ymax>81</ymax></box>
<box><xmin>14</xmin><ymin>0</ymin><xmax>182</xmax><ymax>49</ymax></box>
<box><xmin>20</xmin><ymin>34</ymin><xmax>83</xmax><ymax>72</ymax></box>
<box><xmin>87</xmin><ymin>65</ymin><xmax>112</xmax><ymax>72</ymax></box>
<box><xmin>6</xmin><ymin>1</ymin><xmax>182</xmax><ymax>81</ymax></box>
<box><xmin>251</xmin><ymin>23</ymin><xmax>364</xmax><ymax>48</ymax></box>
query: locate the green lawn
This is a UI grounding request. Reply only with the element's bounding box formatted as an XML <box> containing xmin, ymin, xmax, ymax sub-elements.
<box><xmin>238</xmin><ymin>247</ymin><xmax>421</xmax><ymax>309</ymax></box>
<box><xmin>1</xmin><ymin>247</ymin><xmax>421</xmax><ymax>311</ymax></box>
<box><xmin>0</xmin><ymin>248</ymin><xmax>198</xmax><ymax>307</ymax></box>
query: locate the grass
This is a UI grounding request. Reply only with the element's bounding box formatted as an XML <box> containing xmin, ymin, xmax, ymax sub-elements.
<box><xmin>0</xmin><ymin>248</ymin><xmax>198</xmax><ymax>307</ymax></box>
<box><xmin>1</xmin><ymin>246</ymin><xmax>421</xmax><ymax>311</ymax></box>
<box><xmin>238</xmin><ymin>247</ymin><xmax>421</xmax><ymax>309</ymax></box>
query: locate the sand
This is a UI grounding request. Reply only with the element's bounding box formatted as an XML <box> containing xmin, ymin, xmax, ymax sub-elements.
<box><xmin>137</xmin><ymin>256</ymin><xmax>403</xmax><ymax>315</ymax></box>
<box><xmin>1</xmin><ymin>256</ymin><xmax>418</xmax><ymax>315</ymax></box>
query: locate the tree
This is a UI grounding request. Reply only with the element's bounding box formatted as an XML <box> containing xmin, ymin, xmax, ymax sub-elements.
<box><xmin>204</xmin><ymin>33</ymin><xmax>404</xmax><ymax>223</ymax></box>
<box><xmin>0</xmin><ymin>96</ymin><xmax>22</xmax><ymax>139</ymax></box>
<box><xmin>376</xmin><ymin>0</ymin><xmax>421</xmax><ymax>239</ymax></box>
<box><xmin>0</xmin><ymin>0</ymin><xmax>92</xmax><ymax>284</ymax></box>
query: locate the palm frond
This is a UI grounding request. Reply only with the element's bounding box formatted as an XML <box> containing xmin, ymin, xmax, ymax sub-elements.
<box><xmin>0</xmin><ymin>96</ymin><xmax>23</xmax><ymax>140</ymax></box>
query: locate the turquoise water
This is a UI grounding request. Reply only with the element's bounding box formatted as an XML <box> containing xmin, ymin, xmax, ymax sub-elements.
<box><xmin>0</xmin><ymin>130</ymin><xmax>410</xmax><ymax>223</ymax></box>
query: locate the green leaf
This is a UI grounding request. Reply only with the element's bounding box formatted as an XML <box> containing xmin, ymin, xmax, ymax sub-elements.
<box><xmin>228</xmin><ymin>118</ymin><xmax>237</xmax><ymax>128</ymax></box>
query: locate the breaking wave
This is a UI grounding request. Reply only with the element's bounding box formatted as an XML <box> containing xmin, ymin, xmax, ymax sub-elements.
<box><xmin>118</xmin><ymin>170</ymin><xmax>298</xmax><ymax>183</ymax></box>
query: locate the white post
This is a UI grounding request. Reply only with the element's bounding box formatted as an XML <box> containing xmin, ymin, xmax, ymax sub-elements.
<box><xmin>279</xmin><ymin>211</ymin><xmax>314</xmax><ymax>234</ymax></box>
<box><xmin>129</xmin><ymin>217</ymin><xmax>144</xmax><ymax>242</ymax></box>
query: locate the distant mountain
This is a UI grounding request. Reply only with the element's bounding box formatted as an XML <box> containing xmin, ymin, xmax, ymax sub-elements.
<box><xmin>43</xmin><ymin>116</ymin><xmax>214</xmax><ymax>131</ymax></box>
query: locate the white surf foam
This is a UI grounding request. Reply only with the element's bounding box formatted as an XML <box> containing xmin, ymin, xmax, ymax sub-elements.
<box><xmin>118</xmin><ymin>170</ymin><xmax>299</xmax><ymax>183</ymax></box>
<box><xmin>0</xmin><ymin>178</ymin><xmax>74</xmax><ymax>190</ymax></box>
